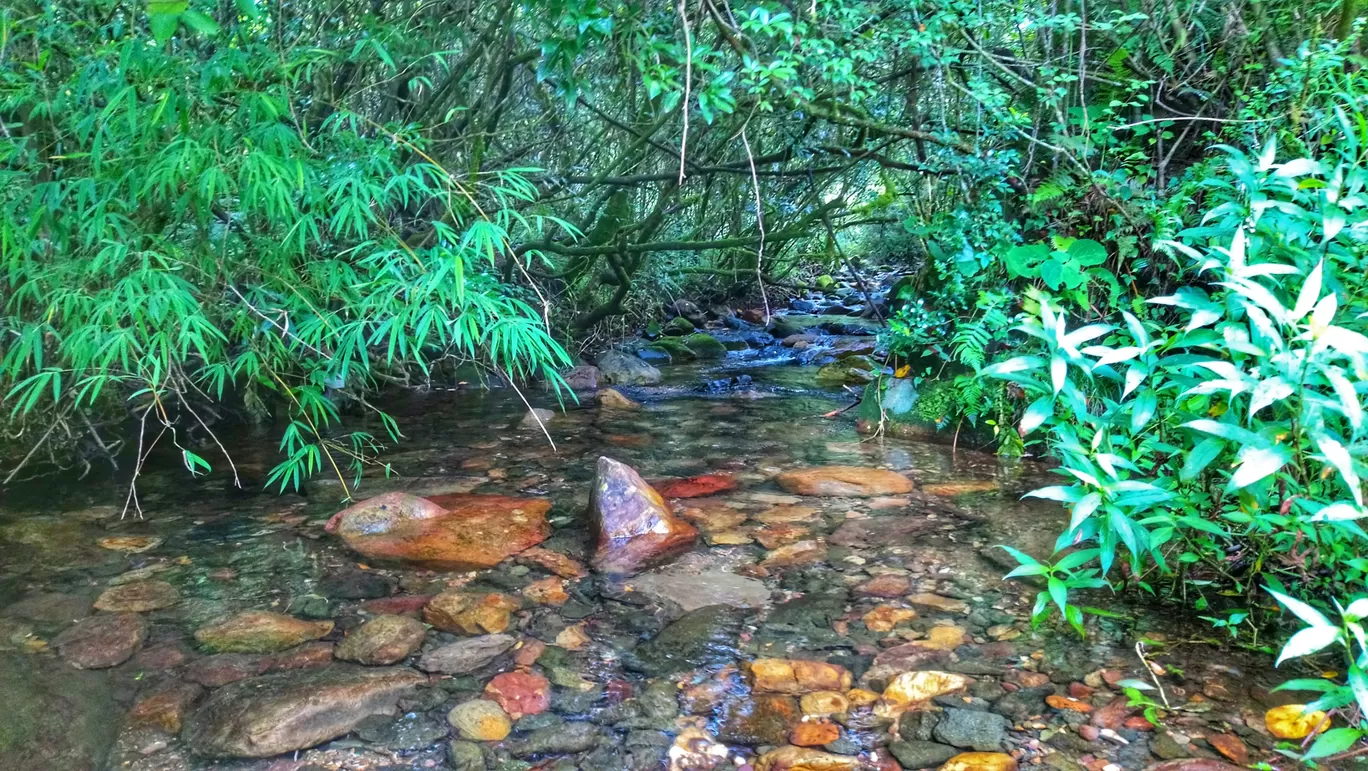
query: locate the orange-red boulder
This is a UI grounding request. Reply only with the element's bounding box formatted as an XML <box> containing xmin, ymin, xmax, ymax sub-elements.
<box><xmin>484</xmin><ymin>671</ymin><xmax>550</xmax><ymax>720</ymax></box>
<box><xmin>325</xmin><ymin>492</ymin><xmax>551</xmax><ymax>571</ymax></box>
<box><xmin>652</xmin><ymin>473</ymin><xmax>739</xmax><ymax>499</ymax></box>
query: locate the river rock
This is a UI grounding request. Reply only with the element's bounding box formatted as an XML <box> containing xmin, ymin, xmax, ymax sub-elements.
<box><xmin>653</xmin><ymin>473</ymin><xmax>739</xmax><ymax>499</ymax></box>
<box><xmin>750</xmin><ymin>659</ymin><xmax>852</xmax><ymax>694</ymax></box>
<box><xmin>889</xmin><ymin>740</ymin><xmax>959</xmax><ymax>769</ymax></box>
<box><xmin>752</xmin><ymin>745</ymin><xmax>870</xmax><ymax>770</ymax></box>
<box><xmin>53</xmin><ymin>612</ymin><xmax>146</xmax><ymax>668</ymax></box>
<box><xmin>194</xmin><ymin>611</ymin><xmax>332</xmax><ymax>653</ymax></box>
<box><xmin>184</xmin><ymin>653</ymin><xmax>270</xmax><ymax>687</ymax></box>
<box><xmin>0</xmin><ymin>654</ymin><xmax>118</xmax><ymax>770</ymax></box>
<box><xmin>448</xmin><ymin>699</ymin><xmax>512</xmax><ymax>741</ymax></box>
<box><xmin>829</xmin><ymin>514</ymin><xmax>959</xmax><ymax>549</ymax></box>
<box><xmin>334</xmin><ymin>615</ymin><xmax>426</xmax><ymax>665</ymax></box>
<box><xmin>775</xmin><ymin>466</ymin><xmax>914</xmax><ymax>497</ymax></box>
<box><xmin>181</xmin><ymin>665</ymin><xmax>423</xmax><ymax>757</ymax></box>
<box><xmin>3</xmin><ymin>591</ymin><xmax>92</xmax><ymax>623</ymax></box>
<box><xmin>424</xmin><ymin>591</ymin><xmax>520</xmax><ymax>634</ymax></box>
<box><xmin>521</xmin><ymin>408</ymin><xmax>555</xmax><ymax>429</ymax></box>
<box><xmin>933</xmin><ymin>708</ymin><xmax>1006</xmax><ymax>751</ymax></box>
<box><xmin>791</xmin><ymin>721</ymin><xmax>841</xmax><ymax>746</ymax></box>
<box><xmin>505</xmin><ymin>720</ymin><xmax>600</xmax><ymax>756</ymax></box>
<box><xmin>1143</xmin><ymin>762</ymin><xmax>1246</xmax><ymax>771</ymax></box>
<box><xmin>485</xmin><ymin>670</ymin><xmax>550</xmax><ymax>719</ymax></box>
<box><xmin>561</xmin><ymin>365</ymin><xmax>600</xmax><ymax>391</ymax></box>
<box><xmin>127</xmin><ymin>681</ymin><xmax>205</xmax><ymax>733</ymax></box>
<box><xmin>418</xmin><ymin>634</ymin><xmax>516</xmax><ymax>674</ymax></box>
<box><xmin>598</xmin><ymin>388</ymin><xmax>640</xmax><ymax>409</ymax></box>
<box><xmin>448</xmin><ymin>739</ymin><xmax>486</xmax><ymax>771</ymax></box>
<box><xmin>719</xmin><ymin>693</ymin><xmax>801</xmax><ymax>746</ymax></box>
<box><xmin>939</xmin><ymin>753</ymin><xmax>1018</xmax><ymax>771</ymax></box>
<box><xmin>93</xmin><ymin>580</ymin><xmax>179</xmax><ymax>612</ymax></box>
<box><xmin>879</xmin><ymin>671</ymin><xmax>970</xmax><ymax>715</ymax></box>
<box><xmin>596</xmin><ymin>350</ymin><xmax>662</xmax><ymax>385</ymax></box>
<box><xmin>628</xmin><ymin>604</ymin><xmax>742</xmax><ymax>676</ymax></box>
<box><xmin>627</xmin><ymin>566</ymin><xmax>771</xmax><ymax>611</ymax></box>
<box><xmin>326</xmin><ymin>492</ymin><xmax>552</xmax><ymax>571</ymax></box>
<box><xmin>589</xmin><ymin>456</ymin><xmax>699</xmax><ymax>575</ymax></box>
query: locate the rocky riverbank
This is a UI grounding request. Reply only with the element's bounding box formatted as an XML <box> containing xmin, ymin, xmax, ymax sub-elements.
<box><xmin>0</xmin><ymin>335</ymin><xmax>1321</xmax><ymax>771</ymax></box>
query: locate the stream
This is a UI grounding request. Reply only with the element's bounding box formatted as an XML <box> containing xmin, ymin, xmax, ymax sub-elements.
<box><xmin>0</xmin><ymin>294</ymin><xmax>1316</xmax><ymax>771</ymax></box>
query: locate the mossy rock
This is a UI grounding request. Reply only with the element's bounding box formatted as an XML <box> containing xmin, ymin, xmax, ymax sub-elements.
<box><xmin>767</xmin><ymin>314</ymin><xmax>825</xmax><ymax>338</ymax></box>
<box><xmin>682</xmin><ymin>333</ymin><xmax>727</xmax><ymax>359</ymax></box>
<box><xmin>662</xmin><ymin>316</ymin><xmax>695</xmax><ymax>336</ymax></box>
<box><xmin>643</xmin><ymin>338</ymin><xmax>696</xmax><ymax>363</ymax></box>
<box><xmin>815</xmin><ymin>275</ymin><xmax>838</xmax><ymax>291</ymax></box>
<box><xmin>815</xmin><ymin>355</ymin><xmax>876</xmax><ymax>385</ymax></box>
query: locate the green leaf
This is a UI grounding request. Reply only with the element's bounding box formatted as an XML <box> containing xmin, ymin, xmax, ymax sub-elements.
<box><xmin>1267</xmin><ymin>588</ymin><xmax>1335</xmax><ymax>629</ymax></box>
<box><xmin>1303</xmin><ymin>727</ymin><xmax>1361</xmax><ymax>760</ymax></box>
<box><xmin>1068</xmin><ymin>239</ymin><xmax>1108</xmax><ymax>266</ymax></box>
<box><xmin>1181</xmin><ymin>438</ymin><xmax>1225</xmax><ymax>482</ymax></box>
<box><xmin>1039</xmin><ymin>257</ymin><xmax>1065</xmax><ymax>289</ymax></box>
<box><xmin>1005</xmin><ymin>244</ymin><xmax>1049</xmax><ymax>279</ymax></box>
<box><xmin>180</xmin><ymin>9</ymin><xmax>220</xmax><ymax>36</ymax></box>
<box><xmin>1020</xmin><ymin>396</ymin><xmax>1054</xmax><ymax>435</ymax></box>
<box><xmin>235</xmin><ymin>0</ymin><xmax>262</xmax><ymax>17</ymax></box>
<box><xmin>148</xmin><ymin>10</ymin><xmax>182</xmax><ymax>43</ymax></box>
<box><xmin>1276</xmin><ymin>625</ymin><xmax>1341</xmax><ymax>665</ymax></box>
<box><xmin>1227</xmin><ymin>445</ymin><xmax>1289</xmax><ymax>490</ymax></box>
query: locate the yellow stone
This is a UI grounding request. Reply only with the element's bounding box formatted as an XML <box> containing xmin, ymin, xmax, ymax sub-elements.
<box><xmin>1265</xmin><ymin>704</ymin><xmax>1330</xmax><ymax>739</ymax></box>
<box><xmin>878</xmin><ymin>671</ymin><xmax>970</xmax><ymax>716</ymax></box>
<box><xmin>906</xmin><ymin>593</ymin><xmax>969</xmax><ymax>614</ymax></box>
<box><xmin>799</xmin><ymin>691</ymin><xmax>850</xmax><ymax>717</ymax></box>
<box><xmin>522</xmin><ymin>577</ymin><xmax>569</xmax><ymax>606</ymax></box>
<box><xmin>845</xmin><ymin>688</ymin><xmax>880</xmax><ymax>707</ymax></box>
<box><xmin>939</xmin><ymin>752</ymin><xmax>1018</xmax><ymax>771</ymax></box>
<box><xmin>862</xmin><ymin>606</ymin><xmax>918</xmax><ymax>633</ymax></box>
<box><xmin>750</xmin><ymin>658</ymin><xmax>852</xmax><ymax>694</ymax></box>
<box><xmin>753</xmin><ymin>506</ymin><xmax>820</xmax><ymax>524</ymax></box>
<box><xmin>556</xmin><ymin>623</ymin><xmax>591</xmax><ymax>651</ymax></box>
<box><xmin>916</xmin><ymin>625</ymin><xmax>967</xmax><ymax>651</ymax></box>
<box><xmin>753</xmin><ymin>745</ymin><xmax>864</xmax><ymax>771</ymax></box>
<box><xmin>707</xmin><ymin>530</ymin><xmax>755</xmax><ymax>545</ymax></box>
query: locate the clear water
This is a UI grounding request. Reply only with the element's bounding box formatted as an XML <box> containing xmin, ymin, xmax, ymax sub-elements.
<box><xmin>0</xmin><ymin>355</ymin><xmax>1306</xmax><ymax>770</ymax></box>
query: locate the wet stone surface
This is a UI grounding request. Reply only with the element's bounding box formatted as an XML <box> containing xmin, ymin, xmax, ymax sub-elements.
<box><xmin>0</xmin><ymin>304</ymin><xmax>1319</xmax><ymax>770</ymax></box>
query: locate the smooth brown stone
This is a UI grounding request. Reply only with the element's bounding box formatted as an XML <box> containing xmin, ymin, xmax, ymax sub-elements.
<box><xmin>774</xmin><ymin>466</ymin><xmax>914</xmax><ymax>497</ymax></box>
<box><xmin>326</xmin><ymin>492</ymin><xmax>551</xmax><ymax>571</ymax></box>
<box><xmin>52</xmin><ymin>613</ymin><xmax>146</xmax><ymax>669</ymax></box>
<box><xmin>334</xmin><ymin>615</ymin><xmax>426</xmax><ymax>666</ymax></box>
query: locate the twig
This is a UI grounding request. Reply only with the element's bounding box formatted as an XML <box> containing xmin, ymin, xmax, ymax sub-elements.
<box><xmin>677</xmin><ymin>0</ymin><xmax>693</xmax><ymax>184</ymax></box>
<box><xmin>740</xmin><ymin>127</ymin><xmax>771</xmax><ymax>324</ymax></box>
<box><xmin>1135</xmin><ymin>641</ymin><xmax>1171</xmax><ymax>709</ymax></box>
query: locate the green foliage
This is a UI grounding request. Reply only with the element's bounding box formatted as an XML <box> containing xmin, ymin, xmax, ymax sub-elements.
<box><xmin>984</xmin><ymin>123</ymin><xmax>1368</xmax><ymax>692</ymax></box>
<box><xmin>0</xmin><ymin>1</ymin><xmax>571</xmax><ymax>495</ymax></box>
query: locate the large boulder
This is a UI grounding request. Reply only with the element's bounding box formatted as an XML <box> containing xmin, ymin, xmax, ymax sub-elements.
<box><xmin>595</xmin><ymin>350</ymin><xmax>662</xmax><ymax>385</ymax></box>
<box><xmin>774</xmin><ymin>466</ymin><xmax>915</xmax><ymax>497</ymax></box>
<box><xmin>0</xmin><ymin>654</ymin><xmax>118</xmax><ymax>770</ymax></box>
<box><xmin>326</xmin><ymin>492</ymin><xmax>551</xmax><ymax>571</ymax></box>
<box><xmin>589</xmin><ymin>457</ymin><xmax>698</xmax><ymax>575</ymax></box>
<box><xmin>182</xmin><ymin>665</ymin><xmax>423</xmax><ymax>758</ymax></box>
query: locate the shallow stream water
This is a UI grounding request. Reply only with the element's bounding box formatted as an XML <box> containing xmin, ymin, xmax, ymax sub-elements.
<box><xmin>0</xmin><ymin>352</ymin><xmax>1316</xmax><ymax>771</ymax></box>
